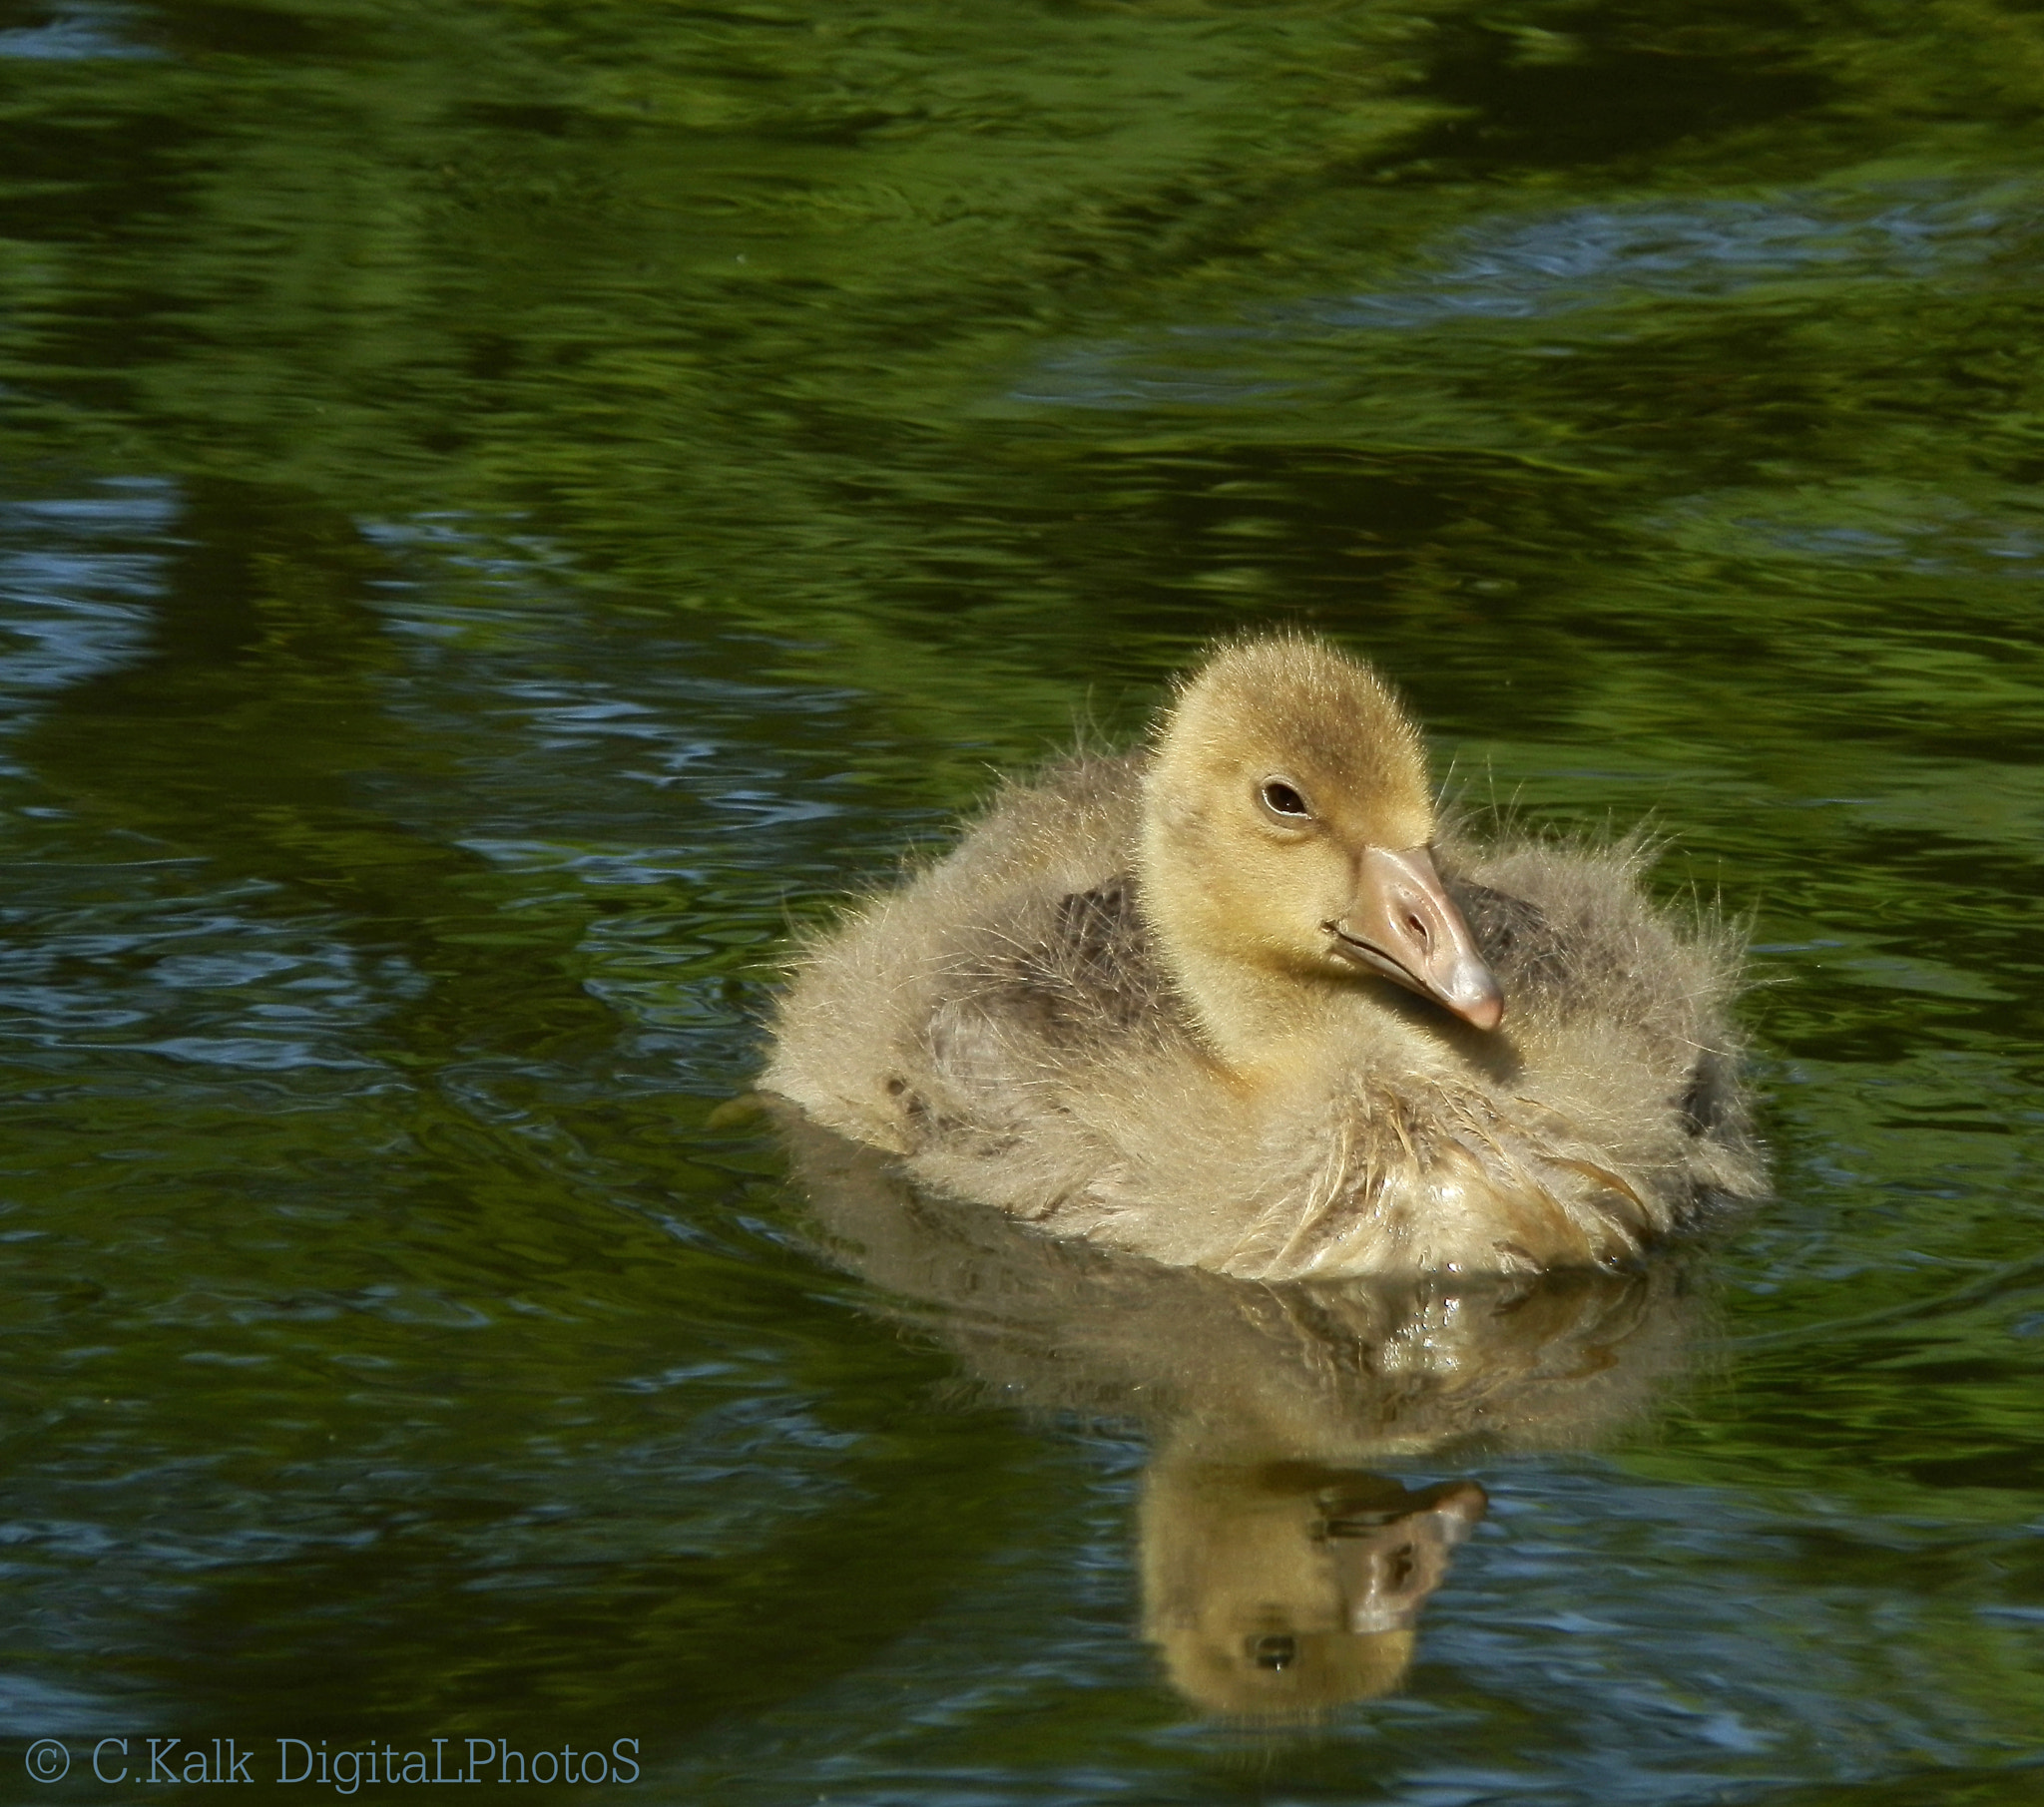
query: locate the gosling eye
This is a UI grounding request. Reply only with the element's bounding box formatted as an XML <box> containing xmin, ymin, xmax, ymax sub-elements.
<box><xmin>1259</xmin><ymin>778</ymin><xmax>1313</xmax><ymax>822</ymax></box>
<box><xmin>1249</xmin><ymin>1633</ymin><xmax>1297</xmax><ymax>1671</ymax></box>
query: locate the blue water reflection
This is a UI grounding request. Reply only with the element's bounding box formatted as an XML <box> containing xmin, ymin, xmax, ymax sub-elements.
<box><xmin>0</xmin><ymin>4</ymin><xmax>156</xmax><ymax>61</ymax></box>
<box><xmin>1020</xmin><ymin>187</ymin><xmax>2037</xmax><ymax>412</ymax></box>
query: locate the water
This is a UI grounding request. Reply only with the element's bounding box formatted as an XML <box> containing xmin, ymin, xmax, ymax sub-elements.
<box><xmin>3</xmin><ymin>0</ymin><xmax>2044</xmax><ymax>1799</ymax></box>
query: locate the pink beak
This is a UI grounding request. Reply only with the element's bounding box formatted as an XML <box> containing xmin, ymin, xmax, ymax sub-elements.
<box><xmin>1324</xmin><ymin>845</ymin><xmax>1504</xmax><ymax>1032</ymax></box>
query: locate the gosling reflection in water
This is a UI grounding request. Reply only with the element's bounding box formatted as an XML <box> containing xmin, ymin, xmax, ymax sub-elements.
<box><xmin>775</xmin><ymin>1113</ymin><xmax>1697</xmax><ymax>1720</ymax></box>
<box><xmin>1145</xmin><ymin>1461</ymin><xmax>1486</xmax><ymax>1717</ymax></box>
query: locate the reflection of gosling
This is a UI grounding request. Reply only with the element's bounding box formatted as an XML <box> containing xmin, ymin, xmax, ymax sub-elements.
<box><xmin>766</xmin><ymin>635</ymin><xmax>1761</xmax><ymax>1279</ymax></box>
<box><xmin>1143</xmin><ymin>1459</ymin><xmax>1486</xmax><ymax>1718</ymax></box>
<box><xmin>776</xmin><ymin>1118</ymin><xmax>1701</xmax><ymax>1722</ymax></box>
<box><xmin>776</xmin><ymin>1111</ymin><xmax>1702</xmax><ymax>1464</ymax></box>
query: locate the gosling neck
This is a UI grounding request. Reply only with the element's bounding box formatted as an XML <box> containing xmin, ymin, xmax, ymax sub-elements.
<box><xmin>1130</xmin><ymin>880</ymin><xmax>1402</xmax><ymax>1077</ymax></box>
<box><xmin>1171</xmin><ymin>948</ymin><xmax>1415</xmax><ymax>1078</ymax></box>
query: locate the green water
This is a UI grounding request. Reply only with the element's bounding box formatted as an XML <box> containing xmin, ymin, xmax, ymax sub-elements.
<box><xmin>3</xmin><ymin>0</ymin><xmax>2044</xmax><ymax>1799</ymax></box>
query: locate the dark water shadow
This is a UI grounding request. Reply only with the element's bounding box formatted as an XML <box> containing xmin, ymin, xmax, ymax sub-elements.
<box><xmin>11</xmin><ymin>477</ymin><xmax>623</xmax><ymax>1072</ymax></box>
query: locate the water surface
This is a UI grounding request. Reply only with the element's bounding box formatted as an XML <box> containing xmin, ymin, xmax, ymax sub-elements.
<box><xmin>3</xmin><ymin>1</ymin><xmax>2044</xmax><ymax>1800</ymax></box>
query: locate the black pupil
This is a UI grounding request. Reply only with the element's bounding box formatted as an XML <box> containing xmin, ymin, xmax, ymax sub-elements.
<box><xmin>1263</xmin><ymin>781</ymin><xmax>1307</xmax><ymax>817</ymax></box>
<box><xmin>1251</xmin><ymin>1634</ymin><xmax>1297</xmax><ymax>1670</ymax></box>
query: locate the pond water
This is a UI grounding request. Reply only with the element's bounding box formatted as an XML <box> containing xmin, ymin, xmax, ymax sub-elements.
<box><xmin>4</xmin><ymin>0</ymin><xmax>2044</xmax><ymax>1800</ymax></box>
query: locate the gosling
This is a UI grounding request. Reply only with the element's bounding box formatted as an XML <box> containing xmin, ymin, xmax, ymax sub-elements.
<box><xmin>762</xmin><ymin>635</ymin><xmax>1762</xmax><ymax>1279</ymax></box>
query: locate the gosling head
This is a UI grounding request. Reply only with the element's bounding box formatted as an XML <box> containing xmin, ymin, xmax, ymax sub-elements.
<box><xmin>1139</xmin><ymin>637</ymin><xmax>1503</xmax><ymax>1048</ymax></box>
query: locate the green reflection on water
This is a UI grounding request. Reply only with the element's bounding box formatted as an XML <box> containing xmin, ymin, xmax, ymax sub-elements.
<box><xmin>3</xmin><ymin>0</ymin><xmax>2044</xmax><ymax>1800</ymax></box>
